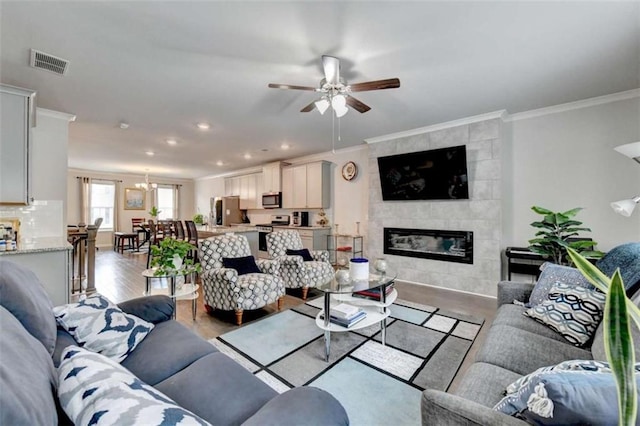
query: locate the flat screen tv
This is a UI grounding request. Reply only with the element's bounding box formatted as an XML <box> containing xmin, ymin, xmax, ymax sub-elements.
<box><xmin>377</xmin><ymin>145</ymin><xmax>469</xmax><ymax>200</ymax></box>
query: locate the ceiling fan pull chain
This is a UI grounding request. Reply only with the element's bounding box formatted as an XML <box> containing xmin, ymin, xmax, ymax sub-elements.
<box><xmin>332</xmin><ymin>108</ymin><xmax>336</xmax><ymax>154</ymax></box>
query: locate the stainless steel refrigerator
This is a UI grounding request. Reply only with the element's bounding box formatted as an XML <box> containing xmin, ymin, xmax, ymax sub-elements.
<box><xmin>210</xmin><ymin>196</ymin><xmax>241</xmax><ymax>226</ymax></box>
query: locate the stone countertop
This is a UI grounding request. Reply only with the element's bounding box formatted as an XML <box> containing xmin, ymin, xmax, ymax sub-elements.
<box><xmin>197</xmin><ymin>226</ymin><xmax>258</xmax><ymax>238</ymax></box>
<box><xmin>272</xmin><ymin>226</ymin><xmax>331</xmax><ymax>230</ymax></box>
<box><xmin>0</xmin><ymin>237</ymin><xmax>72</xmax><ymax>256</ymax></box>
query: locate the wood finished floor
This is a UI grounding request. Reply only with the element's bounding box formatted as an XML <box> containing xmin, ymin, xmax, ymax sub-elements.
<box><xmin>90</xmin><ymin>248</ymin><xmax>497</xmax><ymax>392</ymax></box>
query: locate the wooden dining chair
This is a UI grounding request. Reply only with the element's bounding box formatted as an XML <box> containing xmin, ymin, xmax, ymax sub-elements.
<box><xmin>173</xmin><ymin>220</ymin><xmax>186</xmax><ymax>241</ymax></box>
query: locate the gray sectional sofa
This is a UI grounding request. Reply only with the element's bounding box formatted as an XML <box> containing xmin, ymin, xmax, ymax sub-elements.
<box><xmin>0</xmin><ymin>260</ymin><xmax>349</xmax><ymax>425</ymax></box>
<box><xmin>421</xmin><ymin>278</ymin><xmax>640</xmax><ymax>425</ymax></box>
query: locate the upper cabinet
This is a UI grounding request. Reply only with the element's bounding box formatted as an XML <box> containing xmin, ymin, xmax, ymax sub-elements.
<box><xmin>225</xmin><ymin>173</ymin><xmax>261</xmax><ymax>209</ymax></box>
<box><xmin>0</xmin><ymin>85</ymin><xmax>36</xmax><ymax>205</ymax></box>
<box><xmin>262</xmin><ymin>161</ymin><xmax>286</xmax><ymax>194</ymax></box>
<box><xmin>282</xmin><ymin>161</ymin><xmax>331</xmax><ymax>209</ymax></box>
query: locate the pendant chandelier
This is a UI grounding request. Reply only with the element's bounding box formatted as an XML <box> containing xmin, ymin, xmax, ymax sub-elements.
<box><xmin>135</xmin><ymin>174</ymin><xmax>157</xmax><ymax>191</ymax></box>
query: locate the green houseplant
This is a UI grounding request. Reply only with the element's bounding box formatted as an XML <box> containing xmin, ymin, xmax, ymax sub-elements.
<box><xmin>568</xmin><ymin>248</ymin><xmax>639</xmax><ymax>426</ymax></box>
<box><xmin>148</xmin><ymin>206</ymin><xmax>161</xmax><ymax>219</ymax></box>
<box><xmin>149</xmin><ymin>237</ymin><xmax>200</xmax><ymax>277</ymax></box>
<box><xmin>528</xmin><ymin>206</ymin><xmax>604</xmax><ymax>265</ymax></box>
<box><xmin>193</xmin><ymin>213</ymin><xmax>205</xmax><ymax>225</ymax></box>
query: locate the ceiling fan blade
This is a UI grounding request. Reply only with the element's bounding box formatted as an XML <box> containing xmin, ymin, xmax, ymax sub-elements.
<box><xmin>322</xmin><ymin>55</ymin><xmax>340</xmax><ymax>85</ymax></box>
<box><xmin>300</xmin><ymin>101</ymin><xmax>316</xmax><ymax>113</ymax></box>
<box><xmin>268</xmin><ymin>83</ymin><xmax>316</xmax><ymax>91</ymax></box>
<box><xmin>349</xmin><ymin>78</ymin><xmax>400</xmax><ymax>92</ymax></box>
<box><xmin>346</xmin><ymin>96</ymin><xmax>371</xmax><ymax>113</ymax></box>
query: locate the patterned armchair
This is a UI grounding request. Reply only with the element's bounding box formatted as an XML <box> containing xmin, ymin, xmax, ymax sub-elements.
<box><xmin>199</xmin><ymin>234</ymin><xmax>285</xmax><ymax>325</ymax></box>
<box><xmin>266</xmin><ymin>230</ymin><xmax>334</xmax><ymax>300</ymax></box>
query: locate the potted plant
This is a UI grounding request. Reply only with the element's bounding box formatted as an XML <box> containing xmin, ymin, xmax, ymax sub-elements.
<box><xmin>193</xmin><ymin>213</ymin><xmax>205</xmax><ymax>226</ymax></box>
<box><xmin>149</xmin><ymin>238</ymin><xmax>200</xmax><ymax>277</ymax></box>
<box><xmin>569</xmin><ymin>248</ymin><xmax>638</xmax><ymax>425</ymax></box>
<box><xmin>528</xmin><ymin>206</ymin><xmax>604</xmax><ymax>265</ymax></box>
<box><xmin>148</xmin><ymin>206</ymin><xmax>161</xmax><ymax>219</ymax></box>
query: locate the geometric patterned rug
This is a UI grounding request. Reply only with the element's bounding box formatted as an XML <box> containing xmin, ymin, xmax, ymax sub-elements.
<box><xmin>210</xmin><ymin>297</ymin><xmax>484</xmax><ymax>426</ymax></box>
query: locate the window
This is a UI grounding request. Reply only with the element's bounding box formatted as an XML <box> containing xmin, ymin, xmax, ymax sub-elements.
<box><xmin>156</xmin><ymin>185</ymin><xmax>176</xmax><ymax>220</ymax></box>
<box><xmin>90</xmin><ymin>181</ymin><xmax>115</xmax><ymax>229</ymax></box>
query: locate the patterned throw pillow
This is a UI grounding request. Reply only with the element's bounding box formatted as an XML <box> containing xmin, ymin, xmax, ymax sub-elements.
<box><xmin>222</xmin><ymin>256</ymin><xmax>261</xmax><ymax>275</ymax></box>
<box><xmin>54</xmin><ymin>294</ymin><xmax>154</xmax><ymax>363</ymax></box>
<box><xmin>504</xmin><ymin>359</ymin><xmax>639</xmax><ymax>395</ymax></box>
<box><xmin>524</xmin><ymin>283</ymin><xmax>605</xmax><ymax>346</ymax></box>
<box><xmin>493</xmin><ymin>368</ymin><xmax>640</xmax><ymax>425</ymax></box>
<box><xmin>528</xmin><ymin>263</ymin><xmax>593</xmax><ymax>307</ymax></box>
<box><xmin>286</xmin><ymin>248</ymin><xmax>313</xmax><ymax>262</ymax></box>
<box><xmin>58</xmin><ymin>346</ymin><xmax>210</xmax><ymax>426</ymax></box>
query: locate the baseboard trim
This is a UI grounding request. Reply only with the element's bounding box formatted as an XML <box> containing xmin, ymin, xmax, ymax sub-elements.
<box><xmin>395</xmin><ymin>278</ymin><xmax>497</xmax><ymax>300</ymax></box>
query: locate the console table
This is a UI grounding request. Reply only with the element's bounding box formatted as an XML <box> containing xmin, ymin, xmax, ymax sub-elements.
<box><xmin>505</xmin><ymin>247</ymin><xmax>545</xmax><ymax>280</ymax></box>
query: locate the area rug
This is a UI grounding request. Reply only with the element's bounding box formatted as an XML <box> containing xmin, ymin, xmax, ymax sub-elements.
<box><xmin>210</xmin><ymin>297</ymin><xmax>484</xmax><ymax>426</ymax></box>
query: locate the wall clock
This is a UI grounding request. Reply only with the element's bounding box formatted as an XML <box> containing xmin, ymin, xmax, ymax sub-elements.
<box><xmin>341</xmin><ymin>161</ymin><xmax>358</xmax><ymax>181</ymax></box>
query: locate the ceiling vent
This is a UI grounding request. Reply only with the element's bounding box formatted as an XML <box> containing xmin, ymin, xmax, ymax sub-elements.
<box><xmin>29</xmin><ymin>49</ymin><xmax>69</xmax><ymax>76</ymax></box>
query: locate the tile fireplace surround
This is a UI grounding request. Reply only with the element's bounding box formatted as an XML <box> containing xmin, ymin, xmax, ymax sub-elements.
<box><xmin>368</xmin><ymin>117</ymin><xmax>503</xmax><ymax>297</ymax></box>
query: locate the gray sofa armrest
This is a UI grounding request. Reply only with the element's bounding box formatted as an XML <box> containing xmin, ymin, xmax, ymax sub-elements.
<box><xmin>421</xmin><ymin>390</ymin><xmax>524</xmax><ymax>426</ymax></box>
<box><xmin>242</xmin><ymin>387</ymin><xmax>349</xmax><ymax>426</ymax></box>
<box><xmin>496</xmin><ymin>281</ymin><xmax>535</xmax><ymax>307</ymax></box>
<box><xmin>117</xmin><ymin>295</ymin><xmax>174</xmax><ymax>324</ymax></box>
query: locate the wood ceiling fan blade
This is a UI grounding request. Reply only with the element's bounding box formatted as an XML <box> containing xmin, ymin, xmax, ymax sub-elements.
<box><xmin>300</xmin><ymin>101</ymin><xmax>317</xmax><ymax>113</ymax></box>
<box><xmin>268</xmin><ymin>83</ymin><xmax>316</xmax><ymax>91</ymax></box>
<box><xmin>349</xmin><ymin>78</ymin><xmax>401</xmax><ymax>92</ymax></box>
<box><xmin>346</xmin><ymin>96</ymin><xmax>371</xmax><ymax>113</ymax></box>
<box><xmin>322</xmin><ymin>55</ymin><xmax>340</xmax><ymax>85</ymax></box>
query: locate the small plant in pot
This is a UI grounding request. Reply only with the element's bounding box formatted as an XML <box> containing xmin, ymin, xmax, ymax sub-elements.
<box><xmin>148</xmin><ymin>206</ymin><xmax>161</xmax><ymax>219</ymax></box>
<box><xmin>193</xmin><ymin>213</ymin><xmax>205</xmax><ymax>226</ymax></box>
<box><xmin>149</xmin><ymin>238</ymin><xmax>200</xmax><ymax>277</ymax></box>
<box><xmin>528</xmin><ymin>206</ymin><xmax>604</xmax><ymax>266</ymax></box>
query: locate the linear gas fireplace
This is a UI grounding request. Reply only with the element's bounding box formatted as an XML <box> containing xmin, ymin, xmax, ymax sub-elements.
<box><xmin>384</xmin><ymin>227</ymin><xmax>473</xmax><ymax>264</ymax></box>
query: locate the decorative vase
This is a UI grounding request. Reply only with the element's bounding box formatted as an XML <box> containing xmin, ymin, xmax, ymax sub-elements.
<box><xmin>335</xmin><ymin>269</ymin><xmax>350</xmax><ymax>285</ymax></box>
<box><xmin>374</xmin><ymin>258</ymin><xmax>387</xmax><ymax>274</ymax></box>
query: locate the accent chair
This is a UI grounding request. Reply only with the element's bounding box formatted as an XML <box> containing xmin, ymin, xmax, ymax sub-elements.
<box><xmin>199</xmin><ymin>234</ymin><xmax>285</xmax><ymax>325</ymax></box>
<box><xmin>266</xmin><ymin>230</ymin><xmax>334</xmax><ymax>300</ymax></box>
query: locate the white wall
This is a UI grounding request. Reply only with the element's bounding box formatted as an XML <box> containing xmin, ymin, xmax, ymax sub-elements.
<box><xmin>506</xmin><ymin>94</ymin><xmax>640</xmax><ymax>251</ymax></box>
<box><xmin>67</xmin><ymin>169</ymin><xmax>195</xmax><ymax>247</ymax></box>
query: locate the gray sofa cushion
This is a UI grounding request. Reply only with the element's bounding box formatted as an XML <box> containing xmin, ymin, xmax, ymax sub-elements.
<box><xmin>0</xmin><ymin>260</ymin><xmax>57</xmax><ymax>355</ymax></box>
<box><xmin>452</xmin><ymin>362</ymin><xmax>522</xmax><ymax>408</ymax></box>
<box><xmin>120</xmin><ymin>320</ymin><xmax>218</xmax><ymax>385</ymax></box>
<box><xmin>591</xmin><ymin>292</ymin><xmax>640</xmax><ymax>362</ymax></box>
<box><xmin>492</xmin><ymin>304</ymin><xmax>567</xmax><ymax>342</ymax></box>
<box><xmin>596</xmin><ymin>242</ymin><xmax>640</xmax><ymax>296</ymax></box>
<box><xmin>475</xmin><ymin>325</ymin><xmax>592</xmax><ymax>376</ymax></box>
<box><xmin>117</xmin><ymin>295</ymin><xmax>175</xmax><ymax>324</ymax></box>
<box><xmin>155</xmin><ymin>352</ymin><xmax>277</xmax><ymax>425</ymax></box>
<box><xmin>0</xmin><ymin>306</ymin><xmax>58</xmax><ymax>425</ymax></box>
<box><xmin>242</xmin><ymin>387</ymin><xmax>349</xmax><ymax>426</ymax></box>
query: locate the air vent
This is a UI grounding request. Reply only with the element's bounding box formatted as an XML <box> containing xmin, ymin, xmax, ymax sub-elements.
<box><xmin>29</xmin><ymin>49</ymin><xmax>69</xmax><ymax>76</ymax></box>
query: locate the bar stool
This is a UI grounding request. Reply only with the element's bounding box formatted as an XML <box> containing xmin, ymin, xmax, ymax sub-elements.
<box><xmin>113</xmin><ymin>232</ymin><xmax>139</xmax><ymax>253</ymax></box>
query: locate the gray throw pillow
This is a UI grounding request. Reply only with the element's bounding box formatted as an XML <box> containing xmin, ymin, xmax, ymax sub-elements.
<box><xmin>0</xmin><ymin>306</ymin><xmax>58</xmax><ymax>425</ymax></box>
<box><xmin>528</xmin><ymin>263</ymin><xmax>593</xmax><ymax>307</ymax></box>
<box><xmin>0</xmin><ymin>260</ymin><xmax>57</xmax><ymax>355</ymax></box>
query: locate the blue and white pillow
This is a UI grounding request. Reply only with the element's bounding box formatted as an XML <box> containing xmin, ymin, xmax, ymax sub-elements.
<box><xmin>504</xmin><ymin>359</ymin><xmax>639</xmax><ymax>395</ymax></box>
<box><xmin>494</xmin><ymin>366</ymin><xmax>640</xmax><ymax>425</ymax></box>
<box><xmin>54</xmin><ymin>293</ymin><xmax>154</xmax><ymax>363</ymax></box>
<box><xmin>58</xmin><ymin>346</ymin><xmax>210</xmax><ymax>425</ymax></box>
<box><xmin>528</xmin><ymin>263</ymin><xmax>594</xmax><ymax>307</ymax></box>
<box><xmin>524</xmin><ymin>282</ymin><xmax>605</xmax><ymax>346</ymax></box>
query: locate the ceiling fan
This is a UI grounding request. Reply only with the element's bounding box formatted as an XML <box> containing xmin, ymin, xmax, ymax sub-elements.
<box><xmin>268</xmin><ymin>55</ymin><xmax>400</xmax><ymax>117</ymax></box>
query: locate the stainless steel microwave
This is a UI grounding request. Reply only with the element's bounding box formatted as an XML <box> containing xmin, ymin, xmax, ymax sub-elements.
<box><xmin>262</xmin><ymin>192</ymin><xmax>282</xmax><ymax>209</ymax></box>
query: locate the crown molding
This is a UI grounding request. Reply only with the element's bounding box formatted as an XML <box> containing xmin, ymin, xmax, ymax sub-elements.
<box><xmin>507</xmin><ymin>88</ymin><xmax>640</xmax><ymax>122</ymax></box>
<box><xmin>37</xmin><ymin>107</ymin><xmax>76</xmax><ymax>122</ymax></box>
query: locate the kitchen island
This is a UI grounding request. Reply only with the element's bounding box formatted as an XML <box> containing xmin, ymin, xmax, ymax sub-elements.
<box><xmin>196</xmin><ymin>225</ymin><xmax>258</xmax><ymax>257</ymax></box>
<box><xmin>0</xmin><ymin>237</ymin><xmax>71</xmax><ymax>305</ymax></box>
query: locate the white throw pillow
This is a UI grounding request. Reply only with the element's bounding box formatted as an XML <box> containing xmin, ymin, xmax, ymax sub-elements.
<box><xmin>58</xmin><ymin>346</ymin><xmax>210</xmax><ymax>426</ymax></box>
<box><xmin>54</xmin><ymin>293</ymin><xmax>154</xmax><ymax>362</ymax></box>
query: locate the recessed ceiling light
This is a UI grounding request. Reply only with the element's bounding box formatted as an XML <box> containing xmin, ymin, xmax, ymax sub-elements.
<box><xmin>280</xmin><ymin>143</ymin><xmax>290</xmax><ymax>150</ymax></box>
<box><xmin>216</xmin><ymin>160</ymin><xmax>224</xmax><ymax>166</ymax></box>
<box><xmin>119</xmin><ymin>122</ymin><xmax>129</xmax><ymax>129</ymax></box>
<box><xmin>145</xmin><ymin>151</ymin><xmax>155</xmax><ymax>156</ymax></box>
<box><xmin>244</xmin><ymin>153</ymin><xmax>252</xmax><ymax>159</ymax></box>
<box><xmin>261</xmin><ymin>149</ymin><xmax>269</xmax><ymax>152</ymax></box>
<box><xmin>166</xmin><ymin>138</ymin><xmax>177</xmax><ymax>146</ymax></box>
<box><xmin>197</xmin><ymin>122</ymin><xmax>210</xmax><ymax>130</ymax></box>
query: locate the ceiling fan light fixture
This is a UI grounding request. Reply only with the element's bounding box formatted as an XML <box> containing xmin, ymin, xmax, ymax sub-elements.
<box><xmin>315</xmin><ymin>98</ymin><xmax>330</xmax><ymax>115</ymax></box>
<box><xmin>334</xmin><ymin>105</ymin><xmax>348</xmax><ymax>118</ymax></box>
<box><xmin>331</xmin><ymin>94</ymin><xmax>346</xmax><ymax>109</ymax></box>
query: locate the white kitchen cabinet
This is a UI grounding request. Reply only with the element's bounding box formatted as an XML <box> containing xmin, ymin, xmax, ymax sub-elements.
<box><xmin>239</xmin><ymin>174</ymin><xmax>259</xmax><ymax>210</ymax></box>
<box><xmin>0</xmin><ymin>85</ymin><xmax>36</xmax><ymax>205</ymax></box>
<box><xmin>262</xmin><ymin>161</ymin><xmax>286</xmax><ymax>193</ymax></box>
<box><xmin>296</xmin><ymin>228</ymin><xmax>330</xmax><ymax>251</ymax></box>
<box><xmin>281</xmin><ymin>161</ymin><xmax>331</xmax><ymax>209</ymax></box>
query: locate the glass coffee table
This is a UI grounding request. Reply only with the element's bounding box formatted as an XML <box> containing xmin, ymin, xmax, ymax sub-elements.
<box><xmin>315</xmin><ymin>270</ymin><xmax>397</xmax><ymax>361</ymax></box>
